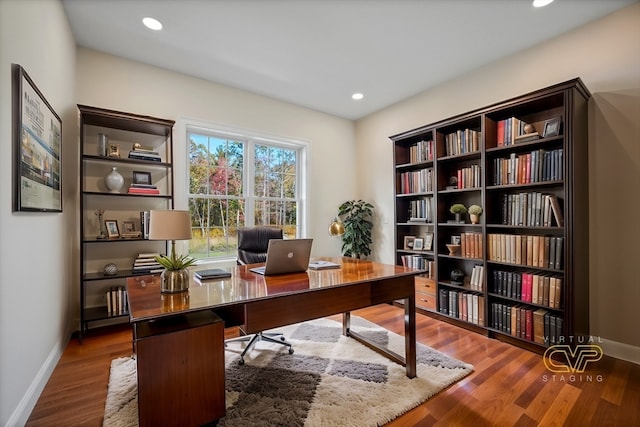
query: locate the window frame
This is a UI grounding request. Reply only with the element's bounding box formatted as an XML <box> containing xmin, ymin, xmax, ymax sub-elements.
<box><xmin>184</xmin><ymin>120</ymin><xmax>308</xmax><ymax>261</ymax></box>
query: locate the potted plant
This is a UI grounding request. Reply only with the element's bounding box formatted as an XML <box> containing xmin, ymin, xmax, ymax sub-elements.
<box><xmin>449</xmin><ymin>203</ymin><xmax>467</xmax><ymax>223</ymax></box>
<box><xmin>337</xmin><ymin>200</ymin><xmax>374</xmax><ymax>259</ymax></box>
<box><xmin>468</xmin><ymin>204</ymin><xmax>483</xmax><ymax>224</ymax></box>
<box><xmin>155</xmin><ymin>252</ymin><xmax>198</xmax><ymax>293</ymax></box>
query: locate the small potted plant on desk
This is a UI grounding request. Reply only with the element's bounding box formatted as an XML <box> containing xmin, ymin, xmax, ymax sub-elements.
<box><xmin>468</xmin><ymin>204</ymin><xmax>483</xmax><ymax>224</ymax></box>
<box><xmin>449</xmin><ymin>203</ymin><xmax>467</xmax><ymax>224</ymax></box>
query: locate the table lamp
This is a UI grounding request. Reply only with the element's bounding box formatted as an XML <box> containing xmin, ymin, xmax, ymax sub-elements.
<box><xmin>149</xmin><ymin>209</ymin><xmax>196</xmax><ymax>293</ymax></box>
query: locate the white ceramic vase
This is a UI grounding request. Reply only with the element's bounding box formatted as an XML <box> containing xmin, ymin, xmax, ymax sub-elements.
<box><xmin>104</xmin><ymin>167</ymin><xmax>124</xmax><ymax>193</ymax></box>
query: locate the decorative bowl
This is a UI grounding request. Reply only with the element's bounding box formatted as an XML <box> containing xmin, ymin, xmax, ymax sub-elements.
<box><xmin>446</xmin><ymin>244</ymin><xmax>461</xmax><ymax>256</ymax></box>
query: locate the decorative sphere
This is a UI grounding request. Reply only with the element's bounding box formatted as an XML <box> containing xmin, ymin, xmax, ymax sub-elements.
<box><xmin>523</xmin><ymin>124</ymin><xmax>535</xmax><ymax>134</ymax></box>
<box><xmin>103</xmin><ymin>263</ymin><xmax>119</xmax><ymax>276</ymax></box>
<box><xmin>450</xmin><ymin>268</ymin><xmax>464</xmax><ymax>283</ymax></box>
<box><xmin>133</xmin><ymin>142</ymin><xmax>142</xmax><ymax>149</ymax></box>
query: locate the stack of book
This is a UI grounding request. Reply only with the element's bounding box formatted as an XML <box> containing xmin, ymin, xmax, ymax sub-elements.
<box><xmin>132</xmin><ymin>253</ymin><xmax>164</xmax><ymax>275</ymax></box>
<box><xmin>128</xmin><ymin>183</ymin><xmax>160</xmax><ymax>195</ymax></box>
<box><xmin>128</xmin><ymin>146</ymin><xmax>162</xmax><ymax>162</ymax></box>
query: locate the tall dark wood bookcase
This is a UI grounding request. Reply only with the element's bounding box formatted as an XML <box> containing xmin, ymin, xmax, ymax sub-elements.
<box><xmin>78</xmin><ymin>105</ymin><xmax>175</xmax><ymax>341</ymax></box>
<box><xmin>391</xmin><ymin>79</ymin><xmax>590</xmax><ymax>352</ymax></box>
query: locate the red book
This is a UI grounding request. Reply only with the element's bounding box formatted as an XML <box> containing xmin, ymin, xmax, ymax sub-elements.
<box><xmin>128</xmin><ymin>187</ymin><xmax>160</xmax><ymax>194</ymax></box>
<box><xmin>525</xmin><ymin>309</ymin><xmax>533</xmax><ymax>341</ymax></box>
<box><xmin>497</xmin><ymin>120</ymin><xmax>505</xmax><ymax>146</ymax></box>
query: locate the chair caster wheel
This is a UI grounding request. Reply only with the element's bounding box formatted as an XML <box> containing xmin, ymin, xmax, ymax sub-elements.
<box><xmin>238</xmin><ymin>358</ymin><xmax>245</xmax><ymax>365</ymax></box>
<box><xmin>280</xmin><ymin>336</ymin><xmax>286</xmax><ymax>342</ymax></box>
<box><xmin>289</xmin><ymin>348</ymin><xmax>294</xmax><ymax>354</ymax></box>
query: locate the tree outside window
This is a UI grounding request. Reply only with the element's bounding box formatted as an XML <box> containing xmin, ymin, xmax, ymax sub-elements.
<box><xmin>188</xmin><ymin>131</ymin><xmax>301</xmax><ymax>260</ymax></box>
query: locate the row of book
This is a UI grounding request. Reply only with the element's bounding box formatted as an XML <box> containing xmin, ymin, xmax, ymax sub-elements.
<box><xmin>487</xmin><ymin>234</ymin><xmax>563</xmax><ymax>270</ymax></box>
<box><xmin>438</xmin><ymin>290</ymin><xmax>485</xmax><ymax>326</ymax></box>
<box><xmin>407</xmin><ymin>197</ymin><xmax>434</xmax><ymax>223</ymax></box>
<box><xmin>468</xmin><ymin>264</ymin><xmax>485</xmax><ymax>292</ymax></box>
<box><xmin>453</xmin><ymin>164</ymin><xmax>481</xmax><ymax>189</ymax></box>
<box><xmin>400</xmin><ymin>256</ymin><xmax>433</xmax><ymax>273</ymax></box>
<box><xmin>491</xmin><ymin>270</ymin><xmax>563</xmax><ymax>309</ymax></box>
<box><xmin>105</xmin><ymin>287</ymin><xmax>128</xmax><ymax>316</ymax></box>
<box><xmin>398</xmin><ymin>167</ymin><xmax>433</xmax><ymax>194</ymax></box>
<box><xmin>128</xmin><ymin>147</ymin><xmax>162</xmax><ymax>162</ymax></box>
<box><xmin>139</xmin><ymin>211</ymin><xmax>150</xmax><ymax>239</ymax></box>
<box><xmin>457</xmin><ymin>232</ymin><xmax>483</xmax><ymax>259</ymax></box>
<box><xmin>496</xmin><ymin>117</ymin><xmax>539</xmax><ymax>146</ymax></box>
<box><xmin>490</xmin><ymin>303</ymin><xmax>561</xmax><ymax>346</ymax></box>
<box><xmin>408</xmin><ymin>139</ymin><xmax>435</xmax><ymax>163</ymax></box>
<box><xmin>492</xmin><ymin>148</ymin><xmax>563</xmax><ymax>186</ymax></box>
<box><xmin>132</xmin><ymin>252</ymin><xmax>164</xmax><ymax>275</ymax></box>
<box><xmin>444</xmin><ymin>129</ymin><xmax>481</xmax><ymax>157</ymax></box>
<box><xmin>500</xmin><ymin>192</ymin><xmax>564</xmax><ymax>227</ymax></box>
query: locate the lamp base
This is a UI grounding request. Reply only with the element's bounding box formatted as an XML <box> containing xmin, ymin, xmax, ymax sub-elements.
<box><xmin>161</xmin><ymin>269</ymin><xmax>190</xmax><ymax>293</ymax></box>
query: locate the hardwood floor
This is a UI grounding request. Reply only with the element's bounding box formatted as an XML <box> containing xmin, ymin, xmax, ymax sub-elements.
<box><xmin>26</xmin><ymin>304</ymin><xmax>639</xmax><ymax>426</ymax></box>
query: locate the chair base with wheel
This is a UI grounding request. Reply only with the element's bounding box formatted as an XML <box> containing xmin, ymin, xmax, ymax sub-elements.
<box><xmin>226</xmin><ymin>331</ymin><xmax>294</xmax><ymax>365</ymax></box>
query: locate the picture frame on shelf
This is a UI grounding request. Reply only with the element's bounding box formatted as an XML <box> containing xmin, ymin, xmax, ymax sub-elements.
<box><xmin>11</xmin><ymin>64</ymin><xmax>62</xmax><ymax>213</ymax></box>
<box><xmin>424</xmin><ymin>232</ymin><xmax>434</xmax><ymax>251</ymax></box>
<box><xmin>542</xmin><ymin>117</ymin><xmax>561</xmax><ymax>137</ymax></box>
<box><xmin>120</xmin><ymin>220</ymin><xmax>141</xmax><ymax>238</ymax></box>
<box><xmin>413</xmin><ymin>238</ymin><xmax>424</xmax><ymax>251</ymax></box>
<box><xmin>108</xmin><ymin>144</ymin><xmax>121</xmax><ymax>158</ymax></box>
<box><xmin>403</xmin><ymin>236</ymin><xmax>416</xmax><ymax>250</ymax></box>
<box><xmin>122</xmin><ymin>220</ymin><xmax>136</xmax><ymax>234</ymax></box>
<box><xmin>105</xmin><ymin>220</ymin><xmax>120</xmax><ymax>239</ymax></box>
<box><xmin>132</xmin><ymin>171</ymin><xmax>152</xmax><ymax>185</ymax></box>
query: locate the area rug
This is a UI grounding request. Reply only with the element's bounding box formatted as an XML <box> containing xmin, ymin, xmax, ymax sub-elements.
<box><xmin>103</xmin><ymin>316</ymin><xmax>473</xmax><ymax>427</ymax></box>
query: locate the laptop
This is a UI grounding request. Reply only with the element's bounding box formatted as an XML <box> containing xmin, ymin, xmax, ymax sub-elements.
<box><xmin>250</xmin><ymin>238</ymin><xmax>313</xmax><ymax>275</ymax></box>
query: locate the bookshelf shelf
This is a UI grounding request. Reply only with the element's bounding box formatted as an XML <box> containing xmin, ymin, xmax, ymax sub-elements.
<box><xmin>391</xmin><ymin>79</ymin><xmax>590</xmax><ymax>352</ymax></box>
<box><xmin>78</xmin><ymin>105</ymin><xmax>175</xmax><ymax>341</ymax></box>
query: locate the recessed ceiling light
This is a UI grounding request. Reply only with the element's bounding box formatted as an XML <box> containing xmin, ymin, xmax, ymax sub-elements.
<box><xmin>142</xmin><ymin>17</ymin><xmax>163</xmax><ymax>31</ymax></box>
<box><xmin>352</xmin><ymin>93</ymin><xmax>364</xmax><ymax>101</ymax></box>
<box><xmin>532</xmin><ymin>0</ymin><xmax>554</xmax><ymax>7</ymax></box>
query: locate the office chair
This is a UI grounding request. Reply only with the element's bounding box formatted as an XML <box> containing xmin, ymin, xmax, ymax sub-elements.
<box><xmin>228</xmin><ymin>226</ymin><xmax>294</xmax><ymax>365</ymax></box>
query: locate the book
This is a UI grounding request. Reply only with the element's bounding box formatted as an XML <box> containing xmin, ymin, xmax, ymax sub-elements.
<box><xmin>514</xmin><ymin>132</ymin><xmax>540</xmax><ymax>143</ymax></box>
<box><xmin>548</xmin><ymin>195</ymin><xmax>564</xmax><ymax>226</ymax></box>
<box><xmin>128</xmin><ymin>187</ymin><xmax>160</xmax><ymax>194</ymax></box>
<box><xmin>308</xmin><ymin>260</ymin><xmax>341</xmax><ymax>270</ymax></box>
<box><xmin>533</xmin><ymin>309</ymin><xmax>548</xmax><ymax>344</ymax></box>
<box><xmin>130</xmin><ymin>183</ymin><xmax>158</xmax><ymax>189</ymax></box>
<box><xmin>194</xmin><ymin>269</ymin><xmax>232</xmax><ymax>280</ymax></box>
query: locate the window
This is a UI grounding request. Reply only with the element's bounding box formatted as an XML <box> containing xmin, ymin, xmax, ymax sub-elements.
<box><xmin>188</xmin><ymin>127</ymin><xmax>306</xmax><ymax>260</ymax></box>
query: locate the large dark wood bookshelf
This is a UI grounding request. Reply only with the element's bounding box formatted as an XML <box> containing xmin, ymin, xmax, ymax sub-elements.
<box><xmin>390</xmin><ymin>79</ymin><xmax>590</xmax><ymax>352</ymax></box>
<box><xmin>78</xmin><ymin>105</ymin><xmax>175</xmax><ymax>341</ymax></box>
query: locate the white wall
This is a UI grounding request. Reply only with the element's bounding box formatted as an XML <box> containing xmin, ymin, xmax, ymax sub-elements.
<box><xmin>355</xmin><ymin>3</ymin><xmax>640</xmax><ymax>358</ymax></box>
<box><xmin>74</xmin><ymin>48</ymin><xmax>356</xmax><ymax>256</ymax></box>
<box><xmin>0</xmin><ymin>1</ymin><xmax>77</xmax><ymax>425</ymax></box>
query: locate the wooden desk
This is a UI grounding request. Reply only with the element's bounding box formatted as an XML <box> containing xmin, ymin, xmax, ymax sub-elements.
<box><xmin>127</xmin><ymin>257</ymin><xmax>422</xmax><ymax>426</ymax></box>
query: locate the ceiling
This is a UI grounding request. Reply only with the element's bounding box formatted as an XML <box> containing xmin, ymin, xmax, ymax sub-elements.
<box><xmin>62</xmin><ymin>0</ymin><xmax>635</xmax><ymax>120</ymax></box>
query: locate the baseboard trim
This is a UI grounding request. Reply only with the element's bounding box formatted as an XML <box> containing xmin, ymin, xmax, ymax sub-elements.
<box><xmin>6</xmin><ymin>342</ymin><xmax>64</xmax><ymax>427</ymax></box>
<box><xmin>600</xmin><ymin>338</ymin><xmax>640</xmax><ymax>365</ymax></box>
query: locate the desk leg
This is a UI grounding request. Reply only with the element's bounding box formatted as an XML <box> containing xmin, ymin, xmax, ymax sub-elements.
<box><xmin>405</xmin><ymin>293</ymin><xmax>417</xmax><ymax>378</ymax></box>
<box><xmin>342</xmin><ymin>311</ymin><xmax>351</xmax><ymax>335</ymax></box>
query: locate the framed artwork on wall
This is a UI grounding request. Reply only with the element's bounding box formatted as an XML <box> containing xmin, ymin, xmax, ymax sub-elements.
<box><xmin>12</xmin><ymin>64</ymin><xmax>62</xmax><ymax>212</ymax></box>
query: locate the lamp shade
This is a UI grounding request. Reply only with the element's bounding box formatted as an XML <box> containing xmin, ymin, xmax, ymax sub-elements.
<box><xmin>148</xmin><ymin>210</ymin><xmax>192</xmax><ymax>241</ymax></box>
